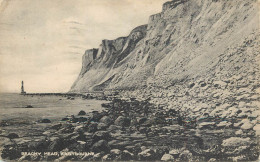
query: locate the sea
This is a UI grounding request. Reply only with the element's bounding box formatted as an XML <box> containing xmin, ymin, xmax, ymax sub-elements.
<box><xmin>0</xmin><ymin>93</ymin><xmax>106</xmax><ymax>121</ymax></box>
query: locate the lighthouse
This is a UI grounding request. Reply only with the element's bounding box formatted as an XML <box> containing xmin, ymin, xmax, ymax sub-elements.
<box><xmin>21</xmin><ymin>81</ymin><xmax>26</xmax><ymax>94</ymax></box>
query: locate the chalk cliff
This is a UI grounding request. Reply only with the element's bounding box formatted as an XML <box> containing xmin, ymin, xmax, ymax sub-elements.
<box><xmin>70</xmin><ymin>0</ymin><xmax>259</xmax><ymax>93</ymax></box>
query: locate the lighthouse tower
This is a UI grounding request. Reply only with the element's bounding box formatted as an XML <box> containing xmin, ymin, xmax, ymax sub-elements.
<box><xmin>21</xmin><ymin>81</ymin><xmax>26</xmax><ymax>94</ymax></box>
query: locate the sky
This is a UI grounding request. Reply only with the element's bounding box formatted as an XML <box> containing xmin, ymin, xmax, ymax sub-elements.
<box><xmin>0</xmin><ymin>0</ymin><xmax>168</xmax><ymax>93</ymax></box>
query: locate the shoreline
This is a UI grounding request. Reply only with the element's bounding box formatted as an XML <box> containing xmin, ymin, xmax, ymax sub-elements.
<box><xmin>0</xmin><ymin>95</ymin><xmax>259</xmax><ymax>161</ymax></box>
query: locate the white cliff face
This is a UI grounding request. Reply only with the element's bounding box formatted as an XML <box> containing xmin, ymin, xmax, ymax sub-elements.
<box><xmin>70</xmin><ymin>0</ymin><xmax>259</xmax><ymax>93</ymax></box>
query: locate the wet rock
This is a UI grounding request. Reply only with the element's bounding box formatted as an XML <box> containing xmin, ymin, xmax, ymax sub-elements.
<box><xmin>78</xmin><ymin>110</ymin><xmax>86</xmax><ymax>116</ymax></box>
<box><xmin>114</xmin><ymin>116</ymin><xmax>131</xmax><ymax>127</ymax></box>
<box><xmin>161</xmin><ymin>154</ymin><xmax>174</xmax><ymax>161</ymax></box>
<box><xmin>7</xmin><ymin>133</ymin><xmax>19</xmax><ymax>139</ymax></box>
<box><xmin>41</xmin><ymin>119</ymin><xmax>51</xmax><ymax>123</ymax></box>
<box><xmin>91</xmin><ymin>140</ymin><xmax>110</xmax><ymax>153</ymax></box>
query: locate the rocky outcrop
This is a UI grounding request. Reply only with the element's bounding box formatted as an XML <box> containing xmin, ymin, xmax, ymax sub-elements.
<box><xmin>71</xmin><ymin>0</ymin><xmax>259</xmax><ymax>93</ymax></box>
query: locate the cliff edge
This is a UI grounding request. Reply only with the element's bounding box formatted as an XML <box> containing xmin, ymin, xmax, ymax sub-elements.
<box><xmin>70</xmin><ymin>0</ymin><xmax>259</xmax><ymax>93</ymax></box>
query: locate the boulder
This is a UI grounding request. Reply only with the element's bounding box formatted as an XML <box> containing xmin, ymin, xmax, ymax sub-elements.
<box><xmin>48</xmin><ymin>137</ymin><xmax>64</xmax><ymax>152</ymax></box>
<box><xmin>1</xmin><ymin>145</ymin><xmax>22</xmax><ymax>160</ymax></box>
<box><xmin>92</xmin><ymin>131</ymin><xmax>111</xmax><ymax>142</ymax></box>
<box><xmin>114</xmin><ymin>116</ymin><xmax>131</xmax><ymax>127</ymax></box>
<box><xmin>97</xmin><ymin>122</ymin><xmax>109</xmax><ymax>130</ymax></box>
<box><xmin>161</xmin><ymin>154</ymin><xmax>174</xmax><ymax>161</ymax></box>
<box><xmin>41</xmin><ymin>119</ymin><xmax>51</xmax><ymax>123</ymax></box>
<box><xmin>99</xmin><ymin>116</ymin><xmax>113</xmax><ymax>125</ymax></box>
<box><xmin>240</xmin><ymin>119</ymin><xmax>254</xmax><ymax>130</ymax></box>
<box><xmin>7</xmin><ymin>133</ymin><xmax>19</xmax><ymax>139</ymax></box>
<box><xmin>138</xmin><ymin>149</ymin><xmax>155</xmax><ymax>161</ymax></box>
<box><xmin>179</xmin><ymin>150</ymin><xmax>192</xmax><ymax>161</ymax></box>
<box><xmin>221</xmin><ymin>137</ymin><xmax>251</xmax><ymax>147</ymax></box>
<box><xmin>110</xmin><ymin>149</ymin><xmax>122</xmax><ymax>155</ymax></box>
<box><xmin>169</xmin><ymin>149</ymin><xmax>181</xmax><ymax>157</ymax></box>
<box><xmin>117</xmin><ymin>150</ymin><xmax>133</xmax><ymax>161</ymax></box>
<box><xmin>91</xmin><ymin>140</ymin><xmax>110</xmax><ymax>153</ymax></box>
<box><xmin>78</xmin><ymin>110</ymin><xmax>86</xmax><ymax>116</ymax></box>
<box><xmin>138</xmin><ymin>118</ymin><xmax>147</xmax><ymax>125</ymax></box>
<box><xmin>88</xmin><ymin>123</ymin><xmax>98</xmax><ymax>133</ymax></box>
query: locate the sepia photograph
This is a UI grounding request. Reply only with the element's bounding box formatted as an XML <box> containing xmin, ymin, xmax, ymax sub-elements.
<box><xmin>0</xmin><ymin>0</ymin><xmax>259</xmax><ymax>161</ymax></box>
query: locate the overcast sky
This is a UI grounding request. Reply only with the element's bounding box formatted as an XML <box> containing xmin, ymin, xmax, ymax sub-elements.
<box><xmin>0</xmin><ymin>0</ymin><xmax>168</xmax><ymax>93</ymax></box>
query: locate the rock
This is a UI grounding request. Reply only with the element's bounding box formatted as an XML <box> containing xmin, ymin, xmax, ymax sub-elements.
<box><xmin>99</xmin><ymin>116</ymin><xmax>113</xmax><ymax>125</ymax></box>
<box><xmin>216</xmin><ymin>121</ymin><xmax>232</xmax><ymax>128</ymax></box>
<box><xmin>107</xmin><ymin>125</ymin><xmax>121</xmax><ymax>132</ymax></box>
<box><xmin>240</xmin><ymin>119</ymin><xmax>254</xmax><ymax>130</ymax></box>
<box><xmin>50</xmin><ymin>123</ymin><xmax>62</xmax><ymax>130</ymax></box>
<box><xmin>41</xmin><ymin>119</ymin><xmax>51</xmax><ymax>123</ymax></box>
<box><xmin>78</xmin><ymin>110</ymin><xmax>86</xmax><ymax>116</ymax></box>
<box><xmin>198</xmin><ymin>122</ymin><xmax>215</xmax><ymax>129</ymax></box>
<box><xmin>1</xmin><ymin>145</ymin><xmax>22</xmax><ymax>160</ymax></box>
<box><xmin>138</xmin><ymin>149</ymin><xmax>155</xmax><ymax>161</ymax></box>
<box><xmin>25</xmin><ymin>105</ymin><xmax>33</xmax><ymax>108</ymax></box>
<box><xmin>161</xmin><ymin>154</ymin><xmax>174</xmax><ymax>161</ymax></box>
<box><xmin>97</xmin><ymin>122</ymin><xmax>109</xmax><ymax>130</ymax></box>
<box><xmin>88</xmin><ymin>122</ymin><xmax>98</xmax><ymax>133</ymax></box>
<box><xmin>48</xmin><ymin>137</ymin><xmax>64</xmax><ymax>152</ymax></box>
<box><xmin>7</xmin><ymin>133</ymin><xmax>19</xmax><ymax>139</ymax></box>
<box><xmin>91</xmin><ymin>140</ymin><xmax>110</xmax><ymax>153</ymax></box>
<box><xmin>102</xmin><ymin>154</ymin><xmax>113</xmax><ymax>161</ymax></box>
<box><xmin>117</xmin><ymin>150</ymin><xmax>133</xmax><ymax>161</ymax></box>
<box><xmin>61</xmin><ymin>117</ymin><xmax>69</xmax><ymax>121</ymax></box>
<box><xmin>222</xmin><ymin>137</ymin><xmax>251</xmax><ymax>147</ymax></box>
<box><xmin>179</xmin><ymin>150</ymin><xmax>192</xmax><ymax>161</ymax></box>
<box><xmin>92</xmin><ymin>131</ymin><xmax>111</xmax><ymax>143</ymax></box>
<box><xmin>169</xmin><ymin>149</ymin><xmax>181</xmax><ymax>157</ymax></box>
<box><xmin>138</xmin><ymin>117</ymin><xmax>147</xmax><ymax>125</ymax></box>
<box><xmin>74</xmin><ymin>125</ymin><xmax>85</xmax><ymax>133</ymax></box>
<box><xmin>114</xmin><ymin>116</ymin><xmax>131</xmax><ymax>127</ymax></box>
<box><xmin>110</xmin><ymin>149</ymin><xmax>122</xmax><ymax>155</ymax></box>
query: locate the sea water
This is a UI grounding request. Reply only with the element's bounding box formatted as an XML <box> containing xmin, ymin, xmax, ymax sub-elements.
<box><xmin>0</xmin><ymin>93</ymin><xmax>105</xmax><ymax>121</ymax></box>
